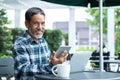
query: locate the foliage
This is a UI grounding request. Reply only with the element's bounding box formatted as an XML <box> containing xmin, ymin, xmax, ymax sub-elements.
<box><xmin>0</xmin><ymin>9</ymin><xmax>12</xmax><ymax>57</ymax></box>
<box><xmin>115</xmin><ymin>8</ymin><xmax>120</xmax><ymax>26</ymax></box>
<box><xmin>86</xmin><ymin>8</ymin><xmax>107</xmax><ymax>34</ymax></box>
<box><xmin>76</xmin><ymin>46</ymin><xmax>95</xmax><ymax>52</ymax></box>
<box><xmin>115</xmin><ymin>26</ymin><xmax>120</xmax><ymax>54</ymax></box>
<box><xmin>86</xmin><ymin>8</ymin><xmax>120</xmax><ymax>55</ymax></box>
<box><xmin>0</xmin><ymin>9</ymin><xmax>11</xmax><ymax>27</ymax></box>
<box><xmin>0</xmin><ymin>9</ymin><xmax>24</xmax><ymax>58</ymax></box>
<box><xmin>0</xmin><ymin>27</ymin><xmax>13</xmax><ymax>57</ymax></box>
<box><xmin>0</xmin><ymin>55</ymin><xmax>12</xmax><ymax>58</ymax></box>
<box><xmin>11</xmin><ymin>27</ymin><xmax>24</xmax><ymax>43</ymax></box>
<box><xmin>62</xmin><ymin>32</ymin><xmax>68</xmax><ymax>45</ymax></box>
<box><xmin>43</xmin><ymin>29</ymin><xmax>68</xmax><ymax>52</ymax></box>
<box><xmin>114</xmin><ymin>8</ymin><xmax>120</xmax><ymax>54</ymax></box>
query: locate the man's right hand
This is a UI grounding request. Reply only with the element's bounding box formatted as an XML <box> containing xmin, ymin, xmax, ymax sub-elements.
<box><xmin>49</xmin><ymin>50</ymin><xmax>68</xmax><ymax>65</ymax></box>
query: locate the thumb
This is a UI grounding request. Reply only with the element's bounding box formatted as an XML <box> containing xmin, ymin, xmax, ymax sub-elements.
<box><xmin>52</xmin><ymin>51</ymin><xmax>57</xmax><ymax>58</ymax></box>
<box><xmin>65</xmin><ymin>53</ymin><xmax>68</xmax><ymax>60</ymax></box>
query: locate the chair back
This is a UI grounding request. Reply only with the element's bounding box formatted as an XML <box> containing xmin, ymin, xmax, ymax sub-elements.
<box><xmin>0</xmin><ymin>58</ymin><xmax>14</xmax><ymax>75</ymax></box>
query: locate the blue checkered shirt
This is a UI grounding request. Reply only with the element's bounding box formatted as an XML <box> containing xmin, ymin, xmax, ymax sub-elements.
<box><xmin>12</xmin><ymin>31</ymin><xmax>53</xmax><ymax>80</ymax></box>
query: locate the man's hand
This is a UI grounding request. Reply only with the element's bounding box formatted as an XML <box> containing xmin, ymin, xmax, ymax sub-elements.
<box><xmin>49</xmin><ymin>50</ymin><xmax>68</xmax><ymax>65</ymax></box>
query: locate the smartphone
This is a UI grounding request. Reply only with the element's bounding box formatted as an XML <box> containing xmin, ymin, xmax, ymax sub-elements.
<box><xmin>56</xmin><ymin>46</ymin><xmax>71</xmax><ymax>57</ymax></box>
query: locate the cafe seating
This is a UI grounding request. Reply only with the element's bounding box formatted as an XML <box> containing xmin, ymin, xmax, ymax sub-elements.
<box><xmin>90</xmin><ymin>50</ymin><xmax>110</xmax><ymax>71</ymax></box>
<box><xmin>0</xmin><ymin>58</ymin><xmax>14</xmax><ymax>80</ymax></box>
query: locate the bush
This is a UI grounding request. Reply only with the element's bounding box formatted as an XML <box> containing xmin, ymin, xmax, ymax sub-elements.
<box><xmin>0</xmin><ymin>9</ymin><xmax>13</xmax><ymax>58</ymax></box>
<box><xmin>0</xmin><ymin>27</ymin><xmax>13</xmax><ymax>57</ymax></box>
<box><xmin>11</xmin><ymin>27</ymin><xmax>24</xmax><ymax>43</ymax></box>
<box><xmin>43</xmin><ymin>29</ymin><xmax>64</xmax><ymax>52</ymax></box>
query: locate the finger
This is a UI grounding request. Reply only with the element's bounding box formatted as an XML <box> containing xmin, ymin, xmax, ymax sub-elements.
<box><xmin>60</xmin><ymin>50</ymin><xmax>67</xmax><ymax>57</ymax></box>
<box><xmin>65</xmin><ymin>53</ymin><xmax>68</xmax><ymax>59</ymax></box>
<box><xmin>64</xmin><ymin>50</ymin><xmax>68</xmax><ymax>56</ymax></box>
<box><xmin>48</xmin><ymin>58</ymin><xmax>51</xmax><ymax>62</ymax></box>
<box><xmin>52</xmin><ymin>51</ymin><xmax>57</xmax><ymax>58</ymax></box>
<box><xmin>62</xmin><ymin>53</ymin><xmax>68</xmax><ymax>62</ymax></box>
<box><xmin>49</xmin><ymin>51</ymin><xmax>56</xmax><ymax>62</ymax></box>
<box><xmin>59</xmin><ymin>51</ymin><xmax>68</xmax><ymax>62</ymax></box>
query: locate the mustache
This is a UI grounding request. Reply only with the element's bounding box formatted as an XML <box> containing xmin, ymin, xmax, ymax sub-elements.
<box><xmin>37</xmin><ymin>29</ymin><xmax>44</xmax><ymax>33</ymax></box>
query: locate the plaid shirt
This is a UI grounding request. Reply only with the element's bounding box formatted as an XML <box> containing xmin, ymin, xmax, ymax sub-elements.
<box><xmin>12</xmin><ymin>31</ymin><xmax>53</xmax><ymax>80</ymax></box>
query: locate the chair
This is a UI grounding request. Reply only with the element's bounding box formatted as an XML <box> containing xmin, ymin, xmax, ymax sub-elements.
<box><xmin>0</xmin><ymin>58</ymin><xmax>14</xmax><ymax>80</ymax></box>
<box><xmin>90</xmin><ymin>50</ymin><xmax>110</xmax><ymax>71</ymax></box>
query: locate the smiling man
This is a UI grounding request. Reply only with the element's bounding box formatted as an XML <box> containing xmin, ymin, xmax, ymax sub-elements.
<box><xmin>12</xmin><ymin>7</ymin><xmax>67</xmax><ymax>80</ymax></box>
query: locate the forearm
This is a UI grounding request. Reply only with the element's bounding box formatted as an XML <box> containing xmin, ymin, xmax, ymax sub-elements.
<box><xmin>14</xmin><ymin>54</ymin><xmax>53</xmax><ymax>74</ymax></box>
<box><xmin>39</xmin><ymin>62</ymin><xmax>53</xmax><ymax>74</ymax></box>
<box><xmin>14</xmin><ymin>59</ymin><xmax>53</xmax><ymax>76</ymax></box>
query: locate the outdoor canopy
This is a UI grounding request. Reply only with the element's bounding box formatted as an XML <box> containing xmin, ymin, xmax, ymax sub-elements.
<box><xmin>41</xmin><ymin>0</ymin><xmax>120</xmax><ymax>7</ymax></box>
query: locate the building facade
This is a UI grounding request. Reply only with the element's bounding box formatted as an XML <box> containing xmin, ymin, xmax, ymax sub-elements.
<box><xmin>53</xmin><ymin>21</ymin><xmax>99</xmax><ymax>47</ymax></box>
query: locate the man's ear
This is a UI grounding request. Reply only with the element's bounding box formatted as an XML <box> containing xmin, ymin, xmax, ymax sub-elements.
<box><xmin>25</xmin><ymin>20</ymin><xmax>29</xmax><ymax>28</ymax></box>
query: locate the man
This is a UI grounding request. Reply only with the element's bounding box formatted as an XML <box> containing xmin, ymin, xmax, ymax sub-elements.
<box><xmin>12</xmin><ymin>7</ymin><xmax>67</xmax><ymax>80</ymax></box>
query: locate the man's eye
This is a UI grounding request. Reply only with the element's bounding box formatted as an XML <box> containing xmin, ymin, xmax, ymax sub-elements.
<box><xmin>41</xmin><ymin>22</ymin><xmax>45</xmax><ymax>25</ymax></box>
<box><xmin>33</xmin><ymin>22</ymin><xmax>38</xmax><ymax>25</ymax></box>
<box><xmin>32</xmin><ymin>22</ymin><xmax>45</xmax><ymax>26</ymax></box>
<box><xmin>32</xmin><ymin>22</ymin><xmax>39</xmax><ymax>26</ymax></box>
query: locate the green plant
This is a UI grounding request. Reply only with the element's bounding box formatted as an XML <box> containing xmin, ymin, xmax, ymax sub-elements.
<box><xmin>115</xmin><ymin>28</ymin><xmax>120</xmax><ymax>55</ymax></box>
<box><xmin>0</xmin><ymin>9</ymin><xmax>12</xmax><ymax>58</ymax></box>
<box><xmin>62</xmin><ymin>32</ymin><xmax>68</xmax><ymax>45</ymax></box>
<box><xmin>0</xmin><ymin>27</ymin><xmax>13</xmax><ymax>57</ymax></box>
<box><xmin>11</xmin><ymin>27</ymin><xmax>24</xmax><ymax>43</ymax></box>
<box><xmin>0</xmin><ymin>9</ymin><xmax>11</xmax><ymax>27</ymax></box>
<box><xmin>43</xmin><ymin>29</ymin><xmax>67</xmax><ymax>52</ymax></box>
<box><xmin>91</xmin><ymin>63</ymin><xmax>98</xmax><ymax>67</ymax></box>
<box><xmin>76</xmin><ymin>46</ymin><xmax>96</xmax><ymax>52</ymax></box>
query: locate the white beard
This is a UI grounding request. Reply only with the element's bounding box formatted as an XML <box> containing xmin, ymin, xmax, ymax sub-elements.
<box><xmin>28</xmin><ymin>28</ymin><xmax>44</xmax><ymax>39</ymax></box>
<box><xmin>34</xmin><ymin>34</ymin><xmax>43</xmax><ymax>39</ymax></box>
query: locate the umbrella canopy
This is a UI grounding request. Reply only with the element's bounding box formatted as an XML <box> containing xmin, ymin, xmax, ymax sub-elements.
<box><xmin>41</xmin><ymin>0</ymin><xmax>120</xmax><ymax>7</ymax></box>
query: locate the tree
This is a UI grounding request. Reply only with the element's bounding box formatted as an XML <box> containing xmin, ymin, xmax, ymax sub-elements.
<box><xmin>0</xmin><ymin>9</ymin><xmax>11</xmax><ymax>27</ymax></box>
<box><xmin>86</xmin><ymin>8</ymin><xmax>107</xmax><ymax>34</ymax></box>
<box><xmin>115</xmin><ymin>8</ymin><xmax>120</xmax><ymax>54</ymax></box>
<box><xmin>86</xmin><ymin>8</ymin><xmax>120</xmax><ymax>54</ymax></box>
<box><xmin>0</xmin><ymin>9</ymin><xmax>13</xmax><ymax>57</ymax></box>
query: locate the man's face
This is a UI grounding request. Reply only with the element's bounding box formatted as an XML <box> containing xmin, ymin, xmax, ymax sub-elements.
<box><xmin>25</xmin><ymin>13</ymin><xmax>45</xmax><ymax>39</ymax></box>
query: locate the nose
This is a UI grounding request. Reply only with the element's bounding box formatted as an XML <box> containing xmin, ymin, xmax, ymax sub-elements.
<box><xmin>37</xmin><ymin>23</ymin><xmax>42</xmax><ymax>28</ymax></box>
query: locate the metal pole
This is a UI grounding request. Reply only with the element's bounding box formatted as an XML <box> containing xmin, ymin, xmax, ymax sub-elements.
<box><xmin>99</xmin><ymin>0</ymin><xmax>104</xmax><ymax>71</ymax></box>
<box><xmin>107</xmin><ymin>8</ymin><xmax>115</xmax><ymax>59</ymax></box>
<box><xmin>68</xmin><ymin>7</ymin><xmax>76</xmax><ymax>53</ymax></box>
